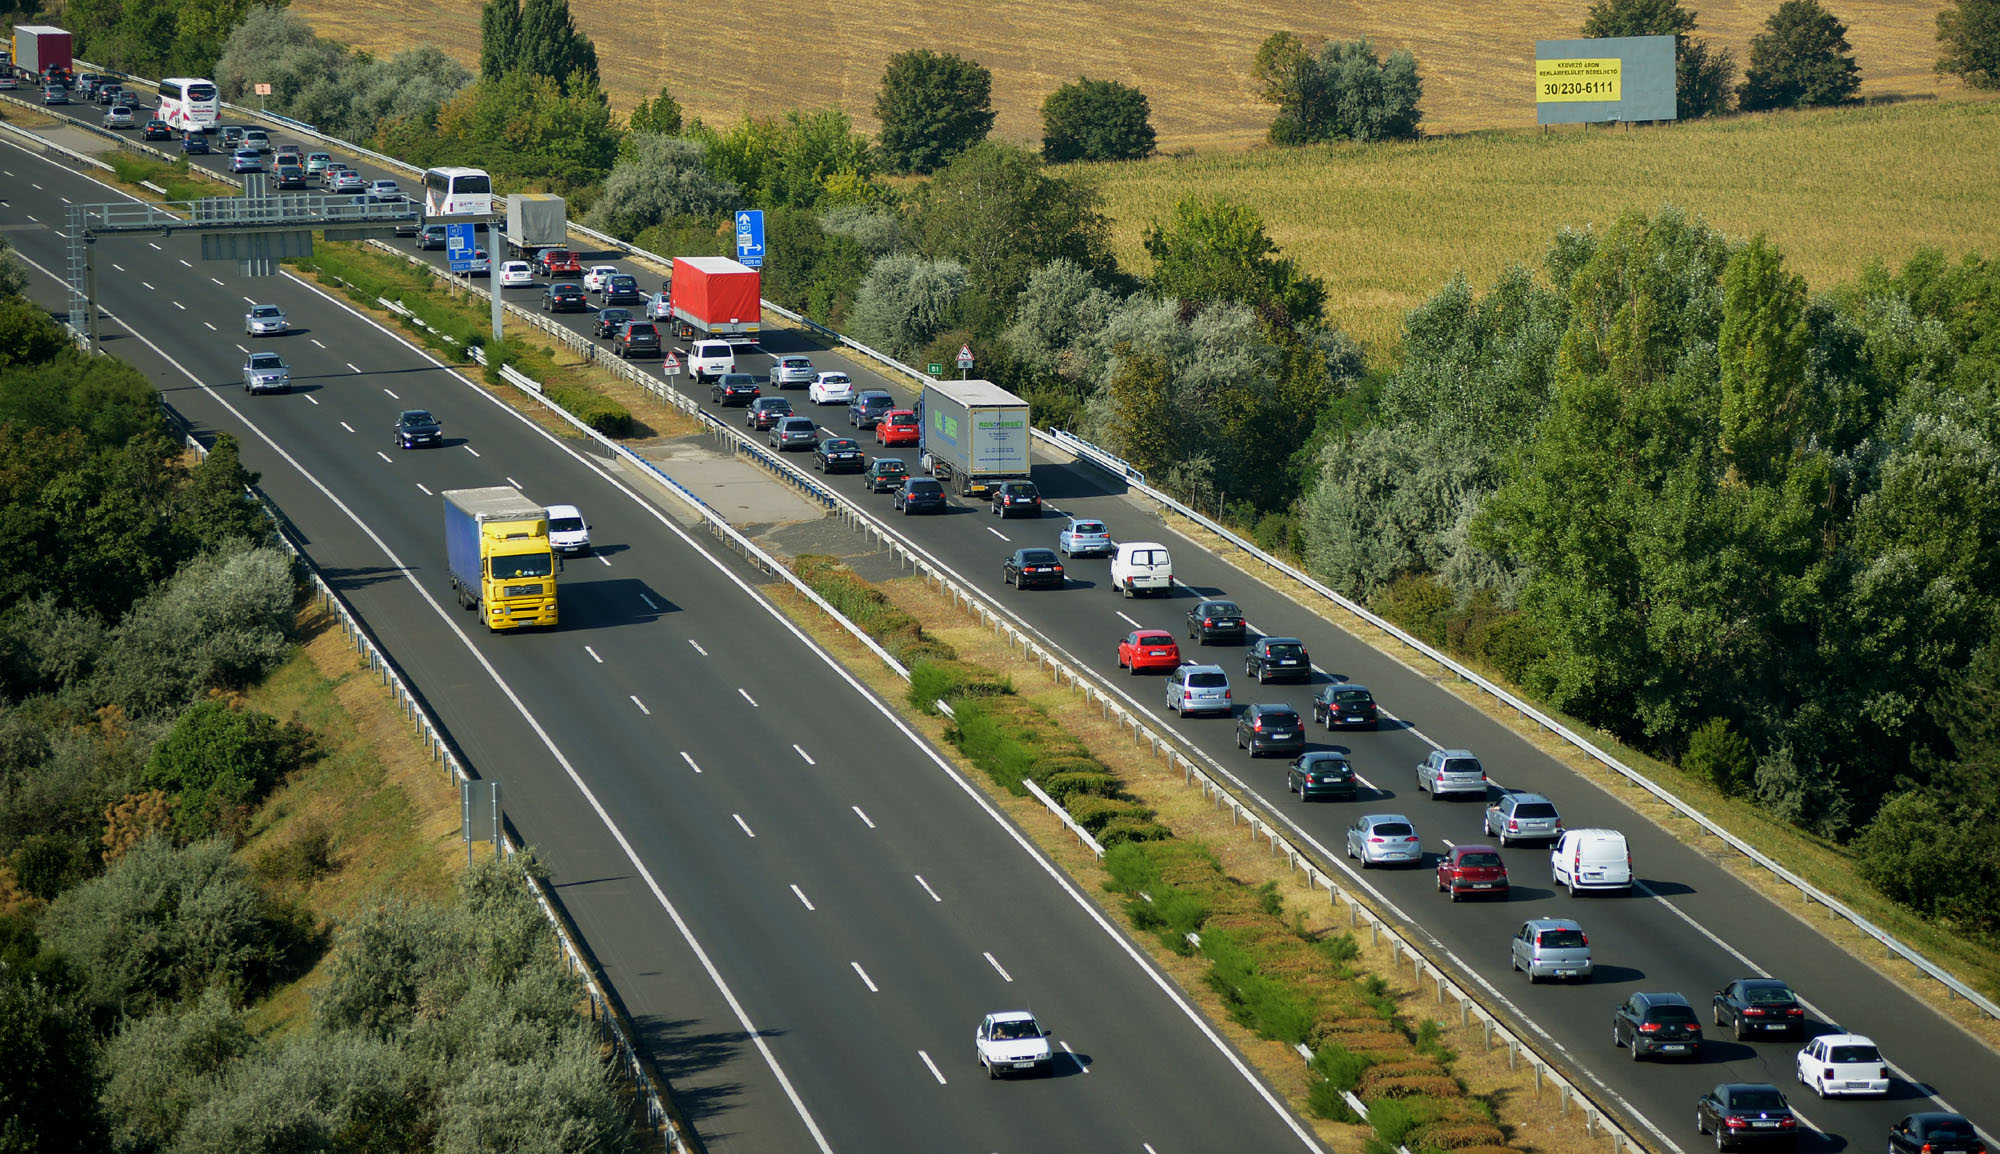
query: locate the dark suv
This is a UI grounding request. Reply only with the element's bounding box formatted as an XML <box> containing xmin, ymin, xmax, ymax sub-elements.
<box><xmin>1313</xmin><ymin>684</ymin><xmax>1379</xmax><ymax>729</ymax></box>
<box><xmin>1186</xmin><ymin>599</ymin><xmax>1247</xmax><ymax>646</ymax></box>
<box><xmin>611</xmin><ymin>320</ymin><xmax>660</xmax><ymax>359</ymax></box>
<box><xmin>1245</xmin><ymin>636</ymin><xmax>1310</xmax><ymax>684</ymax></box>
<box><xmin>604</xmin><ymin>274</ymin><xmax>644</xmax><ymax>305</ymax></box>
<box><xmin>848</xmin><ymin>390</ymin><xmax>895</xmax><ymax>429</ymax></box>
<box><xmin>1236</xmin><ymin>704</ymin><xmax>1305</xmax><ymax>758</ymax></box>
<box><xmin>1612</xmin><ymin>992</ymin><xmax>1703</xmax><ymax>1060</ymax></box>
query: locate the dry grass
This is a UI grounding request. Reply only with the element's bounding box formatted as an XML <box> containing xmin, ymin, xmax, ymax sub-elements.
<box><xmin>767</xmin><ymin>573</ymin><xmax>1617</xmax><ymax>1154</ymax></box>
<box><xmin>293</xmin><ymin>0</ymin><xmax>1955</xmax><ymax>150</ymax></box>
<box><xmin>1086</xmin><ymin>96</ymin><xmax>2000</xmax><ymax>355</ymax></box>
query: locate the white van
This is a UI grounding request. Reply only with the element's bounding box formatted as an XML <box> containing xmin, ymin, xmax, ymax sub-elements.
<box><xmin>688</xmin><ymin>339</ymin><xmax>735</xmax><ymax>383</ymax></box>
<box><xmin>545</xmin><ymin>504</ymin><xmax>591</xmax><ymax>556</ymax></box>
<box><xmin>1109</xmin><ymin>541</ymin><xmax>1173</xmax><ymax>598</ymax></box>
<box><xmin>1550</xmin><ymin>829</ymin><xmax>1632</xmax><ymax>894</ymax></box>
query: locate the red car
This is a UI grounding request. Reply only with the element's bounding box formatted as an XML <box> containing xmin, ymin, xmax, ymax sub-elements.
<box><xmin>1436</xmin><ymin>845</ymin><xmax>1509</xmax><ymax>901</ymax></box>
<box><xmin>1117</xmin><ymin>629</ymin><xmax>1181</xmax><ymax>674</ymax></box>
<box><xmin>536</xmin><ymin>248</ymin><xmax>582</xmax><ymax>278</ymax></box>
<box><xmin>876</xmin><ymin>409</ymin><xmax>919</xmax><ymax>446</ymax></box>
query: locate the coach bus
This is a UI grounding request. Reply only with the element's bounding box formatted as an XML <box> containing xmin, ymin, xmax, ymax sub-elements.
<box><xmin>156</xmin><ymin>78</ymin><xmax>218</xmax><ymax>133</ymax></box>
<box><xmin>422</xmin><ymin>166</ymin><xmax>494</xmax><ymax>218</ymax></box>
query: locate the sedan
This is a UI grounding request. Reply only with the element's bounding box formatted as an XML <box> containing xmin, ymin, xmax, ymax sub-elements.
<box><xmin>319</xmin><ymin>162</ymin><xmax>351</xmax><ymax>186</ymax></box>
<box><xmin>417</xmin><ymin>225</ymin><xmax>447</xmax><ymax>250</ymax></box>
<box><xmin>330</xmin><ymin>171</ymin><xmax>367</xmax><ymax>193</ymax></box>
<box><xmin>244</xmin><ymin>304</ymin><xmax>289</xmax><ymax>336</ymax></box>
<box><xmin>367</xmin><ymin>179</ymin><xmax>402</xmax><ymax>202</ymax></box>
<box><xmin>582</xmin><ymin>265</ymin><xmax>620</xmax><ymax>293</ymax></box>
<box><xmin>393</xmin><ymin>409</ymin><xmax>442</xmax><ymax>449</ymax></box>
<box><xmin>592</xmin><ymin>308</ymin><xmax>634</xmax><ymax>340</ymax></box>
<box><xmin>990</xmin><ymin>480</ymin><xmax>1041</xmax><ymax>518</ymax></box>
<box><xmin>1696</xmin><ymin>1084</ymin><xmax>1798</xmax><ymax>1151</ymax></box>
<box><xmin>541</xmin><ymin>283</ymin><xmax>587</xmax><ymax>312</ymax></box>
<box><xmin>747</xmin><ymin>397</ymin><xmax>794</xmax><ymax>430</ymax></box>
<box><xmin>1244</xmin><ymin>636</ymin><xmax>1310</xmax><ymax>683</ymax></box>
<box><xmin>1712</xmin><ymin>979</ymin><xmax>1805</xmax><ymax>1040</ymax></box>
<box><xmin>1794</xmin><ymin>1034</ymin><xmax>1889</xmax><ymax>1098</ymax></box>
<box><xmin>975</xmin><ymin>1011</ymin><xmax>1052</xmax><ymax>1080</ymax></box>
<box><xmin>102</xmin><ymin>105</ymin><xmax>136</xmax><ymax>129</ymax></box>
<box><xmin>711</xmin><ymin>374</ymin><xmax>761</xmax><ymax>406</ymax></box>
<box><xmin>808</xmin><ymin>372</ymin><xmax>855</xmax><ymax>404</ymax></box>
<box><xmin>40</xmin><ymin>85</ymin><xmax>68</xmax><ymax>105</ymax></box>
<box><xmin>142</xmin><ymin>119</ymin><xmax>173</xmax><ymax>140</ymax></box>
<box><xmin>1346</xmin><ymin>814</ymin><xmax>1422</xmax><ymax>868</ymax></box>
<box><xmin>768</xmin><ymin>416</ymin><xmax>819</xmax><ymax>451</ymax></box>
<box><xmin>464</xmin><ymin>249</ymin><xmax>491</xmax><ymax>275</ymax></box>
<box><xmin>95</xmin><ymin>85</ymin><xmax>125</xmax><ymax>106</ymax></box>
<box><xmin>1186</xmin><ymin>599</ymin><xmax>1247</xmax><ymax>646</ymax></box>
<box><xmin>1889</xmin><ymin>1115</ymin><xmax>1984</xmax><ymax>1154</ymax></box>
<box><xmin>1003</xmin><ymin>548</ymin><xmax>1065</xmax><ymax>590</ymax></box>
<box><xmin>1057</xmin><ymin>517</ymin><xmax>1112</xmax><ymax>557</ymax></box>
<box><xmin>770</xmin><ymin>355</ymin><xmax>816</xmax><ymax>388</ymax></box>
<box><xmin>181</xmin><ymin>134</ymin><xmax>211</xmax><ymax>155</ymax></box>
<box><xmin>1436</xmin><ymin>845</ymin><xmax>1509</xmax><ymax>900</ymax></box>
<box><xmin>1287</xmin><ymin>752</ymin><xmax>1357</xmax><ymax>802</ymax></box>
<box><xmin>220</xmin><ymin>125</ymin><xmax>246</xmax><ymax>147</ymax></box>
<box><xmin>877</xmin><ymin>409</ymin><xmax>919</xmax><ymax>446</ymax></box>
<box><xmin>242</xmin><ymin>130</ymin><xmax>271</xmax><ymax>153</ymax></box>
<box><xmin>498</xmin><ymin>261</ymin><xmax>536</xmax><ymax>288</ymax></box>
<box><xmin>1116</xmin><ymin>629</ymin><xmax>1180</xmax><ymax>674</ymax></box>
<box><xmin>863</xmin><ymin>458</ymin><xmax>909</xmax><ymax>493</ymax></box>
<box><xmin>1313</xmin><ymin>684</ymin><xmax>1378</xmax><ymax>729</ymax></box>
<box><xmin>273</xmin><ymin>164</ymin><xmax>308</xmax><ymax>190</ymax></box>
<box><xmin>1235</xmin><ymin>703</ymin><xmax>1304</xmax><ymax>758</ymax></box>
<box><xmin>813</xmin><ymin>437</ymin><xmax>865</xmax><ymax>474</ymax></box>
<box><xmin>304</xmin><ymin>152</ymin><xmax>333</xmax><ymax>174</ymax></box>
<box><xmin>230</xmin><ymin>150</ymin><xmax>263</xmax><ymax>173</ymax></box>
<box><xmin>894</xmin><ymin>478</ymin><xmax>947</xmax><ymax>514</ymax></box>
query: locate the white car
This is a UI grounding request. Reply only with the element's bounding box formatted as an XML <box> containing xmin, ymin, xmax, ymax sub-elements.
<box><xmin>244</xmin><ymin>303</ymin><xmax>289</xmax><ymax>336</ymax></box>
<box><xmin>975</xmin><ymin>1011</ymin><xmax>1052</xmax><ymax>1079</ymax></box>
<box><xmin>807</xmin><ymin>372</ymin><xmax>854</xmax><ymax>405</ymax></box>
<box><xmin>102</xmin><ymin>105</ymin><xmax>135</xmax><ymax>129</ymax></box>
<box><xmin>545</xmin><ymin>503</ymin><xmax>592</xmax><ymax>556</ymax></box>
<box><xmin>497</xmin><ymin>260</ymin><xmax>535</xmax><ymax>287</ymax></box>
<box><xmin>688</xmin><ymin>339</ymin><xmax>736</xmax><ymax>383</ymax></box>
<box><xmin>1794</xmin><ymin>1034</ymin><xmax>1889</xmax><ymax>1097</ymax></box>
<box><xmin>770</xmin><ymin>355</ymin><xmax>816</xmax><ymax>387</ymax></box>
<box><xmin>367</xmin><ymin>179</ymin><xmax>403</xmax><ymax>202</ymax></box>
<box><xmin>582</xmin><ymin>265</ymin><xmax>619</xmax><ymax>293</ymax></box>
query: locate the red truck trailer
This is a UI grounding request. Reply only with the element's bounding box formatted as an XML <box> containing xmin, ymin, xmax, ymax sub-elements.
<box><xmin>665</xmin><ymin>256</ymin><xmax>760</xmax><ymax>344</ymax></box>
<box><xmin>12</xmin><ymin>26</ymin><xmax>72</xmax><ymax>84</ymax></box>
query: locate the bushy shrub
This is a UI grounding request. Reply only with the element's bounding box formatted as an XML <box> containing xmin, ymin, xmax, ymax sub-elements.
<box><xmin>1313</xmin><ymin>1039</ymin><xmax>1376</xmax><ymax>1091</ymax></box>
<box><xmin>1372</xmin><ymin>573</ymin><xmax>1455</xmax><ymax>647</ymax></box>
<box><xmin>1202</xmin><ymin>931</ymin><xmax>1315</xmax><ymax>1044</ymax></box>
<box><xmin>144</xmin><ymin>701</ymin><xmax>308</xmax><ymax>840</ymax></box>
<box><xmin>1097</xmin><ymin>816</ymin><xmax>1173</xmax><ymax>846</ymax></box>
<box><xmin>0</xmin><ymin>972</ymin><xmax>106</xmax><ymax>1154</ymax></box>
<box><xmin>544</xmin><ymin>384</ymin><xmax>635</xmax><ymax>438</ymax></box>
<box><xmin>1040</xmin><ymin>771</ymin><xmax>1117</xmax><ymax>804</ymax></box>
<box><xmin>586</xmin><ymin>135</ymin><xmax>737</xmax><ymax>239</ymax></box>
<box><xmin>101</xmin><ymin>546</ymin><xmax>297</xmax><ymax>718</ymax></box>
<box><xmin>1064</xmin><ymin>794</ymin><xmax>1154</xmax><ymax>833</ymax></box>
<box><xmin>1683</xmin><ymin>717</ymin><xmax>1756</xmax><ymax>795</ymax></box>
<box><xmin>171</xmin><ymin>1031</ymin><xmax>417</xmax><ymax>1154</ymax></box>
<box><xmin>99</xmin><ymin>986</ymin><xmax>253</xmax><ymax>1149</ymax></box>
<box><xmin>850</xmin><ymin>255</ymin><xmax>969</xmax><ymax>358</ymax></box>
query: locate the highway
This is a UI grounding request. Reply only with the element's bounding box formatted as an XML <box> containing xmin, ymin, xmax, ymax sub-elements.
<box><xmin>19</xmin><ymin>95</ymin><xmax>2000</xmax><ymax>1154</ymax></box>
<box><xmin>0</xmin><ymin>130</ymin><xmax>1325</xmax><ymax>1152</ymax></box>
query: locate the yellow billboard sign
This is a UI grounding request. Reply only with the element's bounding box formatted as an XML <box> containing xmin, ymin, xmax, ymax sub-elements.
<box><xmin>1535</xmin><ymin>58</ymin><xmax>1622</xmax><ymax>102</ymax></box>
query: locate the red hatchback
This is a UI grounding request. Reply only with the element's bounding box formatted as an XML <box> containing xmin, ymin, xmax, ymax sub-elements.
<box><xmin>1436</xmin><ymin>845</ymin><xmax>1509</xmax><ymax>901</ymax></box>
<box><xmin>536</xmin><ymin>248</ymin><xmax>582</xmax><ymax>277</ymax></box>
<box><xmin>876</xmin><ymin>409</ymin><xmax>919</xmax><ymax>446</ymax></box>
<box><xmin>1117</xmin><ymin>630</ymin><xmax>1181</xmax><ymax>674</ymax></box>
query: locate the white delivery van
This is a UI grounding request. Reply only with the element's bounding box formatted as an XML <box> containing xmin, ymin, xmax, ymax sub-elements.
<box><xmin>687</xmin><ymin>339</ymin><xmax>736</xmax><ymax>383</ymax></box>
<box><xmin>1109</xmin><ymin>541</ymin><xmax>1173</xmax><ymax>598</ymax></box>
<box><xmin>545</xmin><ymin>504</ymin><xmax>591</xmax><ymax>555</ymax></box>
<box><xmin>1550</xmin><ymin>829</ymin><xmax>1633</xmax><ymax>895</ymax></box>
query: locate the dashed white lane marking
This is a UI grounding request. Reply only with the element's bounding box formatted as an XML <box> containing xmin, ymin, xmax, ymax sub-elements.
<box><xmin>984</xmin><ymin>952</ymin><xmax>1013</xmax><ymax>982</ymax></box>
<box><xmin>305</xmin><ymin>395</ymin><xmax>319</xmax><ymax>405</ymax></box>
<box><xmin>732</xmin><ymin>813</ymin><xmax>755</xmax><ymax>838</ymax></box>
<box><xmin>346</xmin><ymin>362</ymin><xmax>361</xmax><ymax>373</ymax></box>
<box><xmin>464</xmin><ymin>446</ymin><xmax>480</xmax><ymax>457</ymax></box>
<box><xmin>851</xmin><ymin>962</ymin><xmax>878</xmax><ymax>992</ymax></box>
<box><xmin>918</xmin><ymin>1051</ymin><xmax>946</xmax><ymax>1086</ymax></box>
<box><xmin>794</xmin><ymin>744</ymin><xmax>815</xmax><ymax>765</ymax></box>
<box><xmin>915</xmin><ymin>875</ymin><xmax>941</xmax><ymax>902</ymax></box>
<box><xmin>739</xmin><ymin>688</ymin><xmax>759</xmax><ymax>707</ymax></box>
<box><xmin>339</xmin><ymin>421</ymin><xmax>354</xmax><ymax>432</ymax></box>
<box><xmin>639</xmin><ymin>593</ymin><xmax>659</xmax><ymax>611</ymax></box>
<box><xmin>506</xmin><ymin>476</ymin><xmax>521</xmax><ymax>489</ymax></box>
<box><xmin>383</xmin><ymin>388</ymin><xmax>398</xmax><ymax>399</ymax></box>
<box><xmin>852</xmin><ymin>806</ymin><xmax>874</xmax><ymax>829</ymax></box>
<box><xmin>209</xmin><ymin>276</ymin><xmax>223</xmax><ymax>285</ymax></box>
<box><xmin>584</xmin><ymin>646</ymin><xmax>602</xmax><ymax>663</ymax></box>
<box><xmin>987</xmin><ymin>527</ymin><xmax>1009</xmax><ymax>540</ymax></box>
<box><xmin>375</xmin><ymin>451</ymin><xmax>392</xmax><ymax>463</ymax></box>
<box><xmin>1062</xmin><ymin>1041</ymin><xmax>1088</xmax><ymax>1073</ymax></box>
<box><xmin>680</xmin><ymin>752</ymin><xmax>702</xmax><ymax>774</ymax></box>
<box><xmin>415</xmin><ymin>481</ymin><xmax>429</xmax><ymax>494</ymax></box>
<box><xmin>791</xmin><ymin>884</ymin><xmax>815</xmax><ymax>911</ymax></box>
<box><xmin>597</xmin><ymin>554</ymin><xmax>611</xmax><ymax>566</ymax></box>
<box><xmin>310</xmin><ymin>338</ymin><xmax>325</xmax><ymax>348</ymax></box>
<box><xmin>689</xmin><ymin>639</ymin><xmax>708</xmax><ymax>655</ymax></box>
<box><xmin>630</xmin><ymin>696</ymin><xmax>650</xmax><ymax>715</ymax></box>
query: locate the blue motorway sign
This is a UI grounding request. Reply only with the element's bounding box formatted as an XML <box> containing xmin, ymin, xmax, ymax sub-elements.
<box><xmin>735</xmin><ymin>209</ymin><xmax>765</xmax><ymax>269</ymax></box>
<box><xmin>446</xmin><ymin>222</ymin><xmax>479</xmax><ymax>274</ymax></box>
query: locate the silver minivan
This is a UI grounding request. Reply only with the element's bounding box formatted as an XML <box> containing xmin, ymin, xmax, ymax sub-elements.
<box><xmin>1512</xmin><ymin>918</ymin><xmax>1593</xmax><ymax>983</ymax></box>
<box><xmin>1416</xmin><ymin>748</ymin><xmax>1488</xmax><ymax>798</ymax></box>
<box><xmin>1165</xmin><ymin>663</ymin><xmax>1232</xmax><ymax>717</ymax></box>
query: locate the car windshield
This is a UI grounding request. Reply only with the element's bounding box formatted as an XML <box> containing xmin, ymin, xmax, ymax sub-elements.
<box><xmin>990</xmin><ymin>1019</ymin><xmax>1039</xmax><ymax>1041</ymax></box>
<box><xmin>1650</xmin><ymin>1005</ymin><xmax>1698</xmax><ymax>1023</ymax></box>
<box><xmin>1515</xmin><ymin>802</ymin><xmax>1559</xmax><ymax>818</ymax></box>
<box><xmin>1266</xmin><ymin>643</ymin><xmax>1303</xmax><ymax>658</ymax></box>
<box><xmin>1827</xmin><ymin>1045</ymin><xmax>1879</xmax><ymax>1063</ymax></box>
<box><xmin>1371</xmin><ymin>823</ymin><xmax>1413</xmax><ymax>837</ymax></box>
<box><xmin>402</xmin><ymin>411</ymin><xmax>435</xmax><ymax>426</ymax></box>
<box><xmin>1188</xmin><ymin>673</ymin><xmax>1227</xmax><ymax>688</ymax></box>
<box><xmin>1443</xmin><ymin>758</ymin><xmax>1482</xmax><ymax>774</ymax></box>
<box><xmin>1334</xmin><ymin>689</ymin><xmax>1373</xmax><ymax>703</ymax></box>
<box><xmin>548</xmin><ymin>516</ymin><xmax>584</xmax><ymax>532</ymax></box>
<box><xmin>1537</xmin><ymin>929</ymin><xmax>1586</xmax><ymax>948</ymax></box>
<box><xmin>252</xmin><ymin>306</ymin><xmax>281</xmax><ymax>318</ymax></box>
<box><xmin>1727</xmin><ymin>1089</ymin><xmax>1786</xmax><ymax>1111</ymax></box>
<box><xmin>1206</xmin><ymin>602</ymin><xmax>1241</xmax><ymax>616</ymax></box>
<box><xmin>1019</xmin><ymin>550</ymin><xmax>1059</xmax><ymax>563</ymax></box>
<box><xmin>249</xmin><ymin>354</ymin><xmax>282</xmax><ymax>369</ymax></box>
<box><xmin>1744</xmin><ymin>986</ymin><xmax>1795</xmax><ymax>1005</ymax></box>
<box><xmin>1459</xmin><ymin>852</ymin><xmax>1503</xmax><ymax>868</ymax></box>
<box><xmin>491</xmin><ymin>554</ymin><xmax>554</xmax><ymax>579</ymax></box>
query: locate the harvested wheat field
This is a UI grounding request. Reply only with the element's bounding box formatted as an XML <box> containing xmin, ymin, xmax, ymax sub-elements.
<box><xmin>294</xmin><ymin>0</ymin><xmax>1957</xmax><ymax>148</ymax></box>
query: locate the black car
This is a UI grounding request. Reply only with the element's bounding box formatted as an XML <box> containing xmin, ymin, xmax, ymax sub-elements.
<box><xmin>220</xmin><ymin>124</ymin><xmax>245</xmax><ymax>147</ymax></box>
<box><xmin>95</xmin><ymin>84</ymin><xmax>124</xmax><ymax>106</ymax></box>
<box><xmin>990</xmin><ymin>479</ymin><xmax>1042</xmax><ymax>518</ymax></box>
<box><xmin>418</xmin><ymin>224</ymin><xmax>447</xmax><ymax>250</ymax></box>
<box><xmin>592</xmin><ymin>308</ymin><xmax>634</xmax><ymax>339</ymax></box>
<box><xmin>142</xmin><ymin>120</ymin><xmax>172</xmax><ymax>141</ymax></box>
<box><xmin>611</xmin><ymin>320</ymin><xmax>660</xmax><ymax>359</ymax></box>
<box><xmin>1313</xmin><ymin>684</ymin><xmax>1379</xmax><ymax>729</ymax></box>
<box><xmin>864</xmin><ymin>458</ymin><xmax>909</xmax><ymax>493</ymax></box>
<box><xmin>1612</xmin><ymin>992</ymin><xmax>1703</xmax><ymax>1061</ymax></box>
<box><xmin>711</xmin><ymin>373</ymin><xmax>761</xmax><ymax>406</ymax></box>
<box><xmin>1696</xmin><ymin>1084</ymin><xmax>1797</xmax><ymax>1150</ymax></box>
<box><xmin>1245</xmin><ymin>636</ymin><xmax>1310</xmax><ymax>684</ymax></box>
<box><xmin>1287</xmin><ymin>752</ymin><xmax>1357</xmax><ymax>801</ymax></box>
<box><xmin>894</xmin><ymin>477</ymin><xmax>946</xmax><ymax>514</ymax></box>
<box><xmin>180</xmin><ymin>132</ymin><xmax>210</xmax><ymax>155</ymax></box>
<box><xmin>813</xmin><ymin>437</ymin><xmax>865</xmax><ymax>473</ymax></box>
<box><xmin>849</xmin><ymin>390</ymin><xmax>896</xmax><ymax>429</ymax></box>
<box><xmin>1236</xmin><ymin>704</ymin><xmax>1305</xmax><ymax>758</ymax></box>
<box><xmin>1186</xmin><ymin>599</ymin><xmax>1247</xmax><ymax>646</ymax></box>
<box><xmin>603</xmin><ymin>274</ymin><xmax>643</xmax><ymax>305</ymax></box>
<box><xmin>541</xmin><ymin>283</ymin><xmax>587</xmax><ymax>313</ymax></box>
<box><xmin>1712</xmin><ymin>979</ymin><xmax>1805</xmax><ymax>1040</ymax></box>
<box><xmin>1003</xmin><ymin>548</ymin><xmax>1064</xmax><ymax>590</ymax></box>
<box><xmin>393</xmin><ymin>409</ymin><xmax>442</xmax><ymax>449</ymax></box>
<box><xmin>747</xmin><ymin>397</ymin><xmax>794</xmax><ymax>430</ymax></box>
<box><xmin>768</xmin><ymin>416</ymin><xmax>818</xmax><ymax>451</ymax></box>
<box><xmin>274</xmin><ymin>164</ymin><xmax>308</xmax><ymax>190</ymax></box>
<box><xmin>1889</xmin><ymin>1116</ymin><xmax>1985</xmax><ymax>1154</ymax></box>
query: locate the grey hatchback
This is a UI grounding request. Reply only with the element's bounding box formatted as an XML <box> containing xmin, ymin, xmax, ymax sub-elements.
<box><xmin>1483</xmin><ymin>792</ymin><xmax>1563</xmax><ymax>846</ymax></box>
<box><xmin>1313</xmin><ymin>683</ymin><xmax>1379</xmax><ymax>729</ymax></box>
<box><xmin>1512</xmin><ymin>918</ymin><xmax>1592</xmax><ymax>983</ymax></box>
<box><xmin>769</xmin><ymin>416</ymin><xmax>819</xmax><ymax>451</ymax></box>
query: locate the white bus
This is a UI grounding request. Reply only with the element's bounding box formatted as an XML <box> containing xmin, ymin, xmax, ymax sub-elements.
<box><xmin>422</xmin><ymin>167</ymin><xmax>493</xmax><ymax>217</ymax></box>
<box><xmin>156</xmin><ymin>77</ymin><xmax>218</xmax><ymax>133</ymax></box>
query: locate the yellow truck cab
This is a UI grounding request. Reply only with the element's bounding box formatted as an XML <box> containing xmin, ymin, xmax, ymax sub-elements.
<box><xmin>442</xmin><ymin>487</ymin><xmax>559</xmax><ymax>631</ymax></box>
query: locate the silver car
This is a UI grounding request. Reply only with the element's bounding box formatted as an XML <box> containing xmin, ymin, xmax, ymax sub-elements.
<box><xmin>1416</xmin><ymin>748</ymin><xmax>1488</xmax><ymax>798</ymax></box>
<box><xmin>1056</xmin><ymin>516</ymin><xmax>1112</xmax><ymax>557</ymax></box>
<box><xmin>243</xmin><ymin>351</ymin><xmax>290</xmax><ymax>394</ymax></box>
<box><xmin>1511</xmin><ymin>917</ymin><xmax>1593</xmax><ymax>983</ymax></box>
<box><xmin>1346</xmin><ymin>814</ymin><xmax>1422</xmax><ymax>867</ymax></box>
<box><xmin>1483</xmin><ymin>792</ymin><xmax>1563</xmax><ymax>845</ymax></box>
<box><xmin>1165</xmin><ymin>663</ymin><xmax>1231</xmax><ymax>717</ymax></box>
<box><xmin>646</xmin><ymin>292</ymin><xmax>674</xmax><ymax>321</ymax></box>
<box><xmin>768</xmin><ymin>416</ymin><xmax>819</xmax><ymax>451</ymax></box>
<box><xmin>101</xmin><ymin>105</ymin><xmax>135</xmax><ymax>129</ymax></box>
<box><xmin>244</xmin><ymin>303</ymin><xmax>288</xmax><ymax>336</ymax></box>
<box><xmin>368</xmin><ymin>179</ymin><xmax>402</xmax><ymax>202</ymax></box>
<box><xmin>769</xmin><ymin>355</ymin><xmax>815</xmax><ymax>387</ymax></box>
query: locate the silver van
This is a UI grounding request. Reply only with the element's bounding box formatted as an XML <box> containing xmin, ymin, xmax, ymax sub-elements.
<box><xmin>1551</xmin><ymin>828</ymin><xmax>1633</xmax><ymax>894</ymax></box>
<box><xmin>1165</xmin><ymin>663</ymin><xmax>1232</xmax><ymax>717</ymax></box>
<box><xmin>1512</xmin><ymin>918</ymin><xmax>1593</xmax><ymax>983</ymax></box>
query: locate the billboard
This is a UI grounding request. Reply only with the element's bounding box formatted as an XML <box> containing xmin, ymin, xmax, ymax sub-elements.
<box><xmin>1535</xmin><ymin>35</ymin><xmax>1676</xmax><ymax>124</ymax></box>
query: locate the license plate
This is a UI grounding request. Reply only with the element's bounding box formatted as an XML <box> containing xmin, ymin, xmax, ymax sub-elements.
<box><xmin>1659</xmin><ymin>1044</ymin><xmax>1686</xmax><ymax>1051</ymax></box>
<box><xmin>1469</xmin><ymin>882</ymin><xmax>1493</xmax><ymax>889</ymax></box>
<box><xmin>1268</xmin><ymin>730</ymin><xmax>1291</xmax><ymax>738</ymax></box>
<box><xmin>1584</xmin><ymin>871</ymin><xmax>1602</xmax><ymax>879</ymax></box>
<box><xmin>1555</xmin><ymin>969</ymin><xmax>1576</xmax><ymax>976</ymax></box>
<box><xmin>1751</xmin><ymin>1121</ymin><xmax>1776</xmax><ymax>1129</ymax></box>
<box><xmin>1012</xmin><ymin>1061</ymin><xmax>1036</xmax><ymax>1069</ymax></box>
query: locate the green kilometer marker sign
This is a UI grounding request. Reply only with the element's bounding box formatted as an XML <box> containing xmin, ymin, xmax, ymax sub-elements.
<box><xmin>928</xmin><ymin>362</ymin><xmax>944</xmax><ymax>376</ymax></box>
